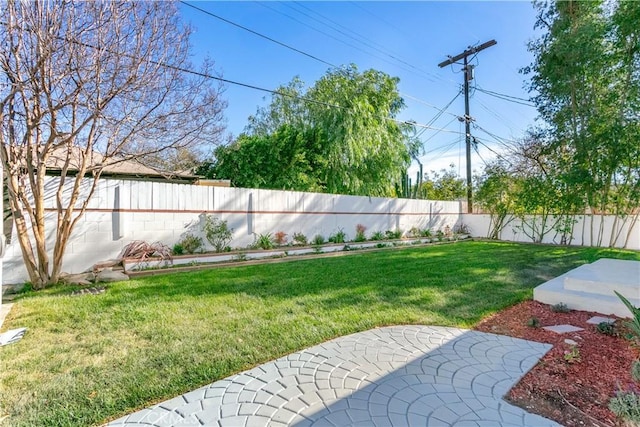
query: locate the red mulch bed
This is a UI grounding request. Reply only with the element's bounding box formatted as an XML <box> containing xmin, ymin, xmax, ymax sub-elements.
<box><xmin>474</xmin><ymin>300</ymin><xmax>639</xmax><ymax>427</ymax></box>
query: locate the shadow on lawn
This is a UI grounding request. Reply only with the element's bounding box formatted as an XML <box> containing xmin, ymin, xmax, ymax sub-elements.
<box><xmin>99</xmin><ymin>242</ymin><xmax>627</xmax><ymax>322</ymax></box>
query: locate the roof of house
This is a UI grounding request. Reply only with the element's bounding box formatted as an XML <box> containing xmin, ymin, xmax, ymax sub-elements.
<box><xmin>44</xmin><ymin>147</ymin><xmax>200</xmax><ymax>183</ymax></box>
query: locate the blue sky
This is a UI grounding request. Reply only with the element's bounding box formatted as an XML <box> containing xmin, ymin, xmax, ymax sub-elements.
<box><xmin>179</xmin><ymin>1</ymin><xmax>542</xmax><ymax>179</ymax></box>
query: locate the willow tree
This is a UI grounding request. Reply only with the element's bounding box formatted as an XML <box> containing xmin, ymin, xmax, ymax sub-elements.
<box><xmin>204</xmin><ymin>65</ymin><xmax>412</xmax><ymax>197</ymax></box>
<box><xmin>306</xmin><ymin>65</ymin><xmax>411</xmax><ymax>196</ymax></box>
<box><xmin>0</xmin><ymin>0</ymin><xmax>226</xmax><ymax>288</ymax></box>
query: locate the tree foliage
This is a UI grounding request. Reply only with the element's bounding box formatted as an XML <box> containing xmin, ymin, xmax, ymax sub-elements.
<box><xmin>0</xmin><ymin>0</ymin><xmax>226</xmax><ymax>287</ymax></box>
<box><xmin>418</xmin><ymin>165</ymin><xmax>466</xmax><ymax>201</ymax></box>
<box><xmin>523</xmin><ymin>0</ymin><xmax>640</xmax><ymax>246</ymax></box>
<box><xmin>202</xmin><ymin>65</ymin><xmax>413</xmax><ymax>197</ymax></box>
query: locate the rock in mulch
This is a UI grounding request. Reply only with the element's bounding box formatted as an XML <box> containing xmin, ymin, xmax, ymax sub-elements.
<box><xmin>71</xmin><ymin>287</ymin><xmax>106</xmax><ymax>296</ymax></box>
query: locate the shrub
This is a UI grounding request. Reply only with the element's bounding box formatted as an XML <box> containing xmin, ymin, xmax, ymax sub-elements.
<box><xmin>632</xmin><ymin>360</ymin><xmax>640</xmax><ymax>382</ymax></box>
<box><xmin>172</xmin><ymin>244</ymin><xmax>184</xmax><ymax>255</ymax></box>
<box><xmin>312</xmin><ymin>234</ymin><xmax>325</xmax><ymax>245</ymax></box>
<box><xmin>420</xmin><ymin>228</ymin><xmax>432</xmax><ymax>238</ymax></box>
<box><xmin>596</xmin><ymin>321</ymin><xmax>616</xmax><ymax>336</ymax></box>
<box><xmin>203</xmin><ymin>216</ymin><xmax>233</xmax><ymax>253</ymax></box>
<box><xmin>527</xmin><ymin>317</ymin><xmax>540</xmax><ymax>328</ymax></box>
<box><xmin>563</xmin><ymin>346</ymin><xmax>581</xmax><ymax>364</ymax></box>
<box><xmin>385</xmin><ymin>229</ymin><xmax>402</xmax><ymax>240</ymax></box>
<box><xmin>435</xmin><ymin>229</ymin><xmax>444</xmax><ymax>240</ymax></box>
<box><xmin>370</xmin><ymin>231</ymin><xmax>384</xmax><ymax>241</ymax></box>
<box><xmin>274</xmin><ymin>231</ymin><xmax>288</xmax><ymax>246</ymax></box>
<box><xmin>355</xmin><ymin>224</ymin><xmax>367</xmax><ymax>242</ymax></box>
<box><xmin>407</xmin><ymin>227</ymin><xmax>421</xmax><ymax>238</ymax></box>
<box><xmin>616</xmin><ymin>291</ymin><xmax>640</xmax><ymax>342</ymax></box>
<box><xmin>551</xmin><ymin>302</ymin><xmax>570</xmax><ymax>313</ymax></box>
<box><xmin>256</xmin><ymin>233</ymin><xmax>274</xmax><ymax>250</ymax></box>
<box><xmin>233</xmin><ymin>252</ymin><xmax>247</xmax><ymax>262</ymax></box>
<box><xmin>292</xmin><ymin>232</ymin><xmax>307</xmax><ymax>245</ymax></box>
<box><xmin>328</xmin><ymin>229</ymin><xmax>346</xmax><ymax>244</ymax></box>
<box><xmin>609</xmin><ymin>389</ymin><xmax>640</xmax><ymax>425</ymax></box>
<box><xmin>179</xmin><ymin>233</ymin><xmax>203</xmax><ymax>254</ymax></box>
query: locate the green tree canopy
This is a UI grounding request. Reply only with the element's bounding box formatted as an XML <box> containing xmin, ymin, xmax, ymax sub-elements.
<box><xmin>201</xmin><ymin>64</ymin><xmax>414</xmax><ymax>197</ymax></box>
<box><xmin>418</xmin><ymin>165</ymin><xmax>466</xmax><ymax>201</ymax></box>
<box><xmin>523</xmin><ymin>0</ymin><xmax>640</xmax><ymax>245</ymax></box>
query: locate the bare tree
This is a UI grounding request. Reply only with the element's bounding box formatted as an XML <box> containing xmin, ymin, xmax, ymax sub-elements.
<box><xmin>0</xmin><ymin>0</ymin><xmax>226</xmax><ymax>288</ymax></box>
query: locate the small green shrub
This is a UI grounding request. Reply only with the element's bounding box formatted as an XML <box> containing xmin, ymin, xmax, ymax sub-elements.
<box><xmin>256</xmin><ymin>233</ymin><xmax>274</xmax><ymax>250</ymax></box>
<box><xmin>551</xmin><ymin>302</ymin><xmax>570</xmax><ymax>313</ymax></box>
<box><xmin>292</xmin><ymin>232</ymin><xmax>307</xmax><ymax>245</ymax></box>
<box><xmin>172</xmin><ymin>244</ymin><xmax>184</xmax><ymax>256</ymax></box>
<box><xmin>435</xmin><ymin>229</ymin><xmax>444</xmax><ymax>239</ymax></box>
<box><xmin>328</xmin><ymin>229</ymin><xmax>346</xmax><ymax>244</ymax></box>
<box><xmin>233</xmin><ymin>252</ymin><xmax>247</xmax><ymax>262</ymax></box>
<box><xmin>354</xmin><ymin>224</ymin><xmax>367</xmax><ymax>242</ymax></box>
<box><xmin>563</xmin><ymin>346</ymin><xmax>581</xmax><ymax>364</ymax></box>
<box><xmin>616</xmin><ymin>291</ymin><xmax>640</xmax><ymax>342</ymax></box>
<box><xmin>178</xmin><ymin>233</ymin><xmax>204</xmax><ymax>254</ymax></box>
<box><xmin>370</xmin><ymin>231</ymin><xmax>384</xmax><ymax>241</ymax></box>
<box><xmin>420</xmin><ymin>228</ymin><xmax>432</xmax><ymax>238</ymax></box>
<box><xmin>312</xmin><ymin>234</ymin><xmax>326</xmax><ymax>245</ymax></box>
<box><xmin>609</xmin><ymin>389</ymin><xmax>640</xmax><ymax>425</ymax></box>
<box><xmin>408</xmin><ymin>227</ymin><xmax>421</xmax><ymax>238</ymax></box>
<box><xmin>527</xmin><ymin>317</ymin><xmax>540</xmax><ymax>328</ymax></box>
<box><xmin>385</xmin><ymin>229</ymin><xmax>402</xmax><ymax>240</ymax></box>
<box><xmin>632</xmin><ymin>360</ymin><xmax>640</xmax><ymax>382</ymax></box>
<box><xmin>596</xmin><ymin>321</ymin><xmax>616</xmax><ymax>336</ymax></box>
<box><xmin>203</xmin><ymin>216</ymin><xmax>233</xmax><ymax>253</ymax></box>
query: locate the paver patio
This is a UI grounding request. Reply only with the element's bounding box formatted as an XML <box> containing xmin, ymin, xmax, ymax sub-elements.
<box><xmin>107</xmin><ymin>325</ymin><xmax>557</xmax><ymax>427</ymax></box>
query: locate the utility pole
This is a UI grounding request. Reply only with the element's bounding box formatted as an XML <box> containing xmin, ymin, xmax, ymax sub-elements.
<box><xmin>438</xmin><ymin>39</ymin><xmax>496</xmax><ymax>213</ymax></box>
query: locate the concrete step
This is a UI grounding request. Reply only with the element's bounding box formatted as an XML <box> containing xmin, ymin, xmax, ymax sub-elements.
<box><xmin>534</xmin><ymin>258</ymin><xmax>640</xmax><ymax>318</ymax></box>
<box><xmin>563</xmin><ymin>259</ymin><xmax>639</xmax><ymax>297</ymax></box>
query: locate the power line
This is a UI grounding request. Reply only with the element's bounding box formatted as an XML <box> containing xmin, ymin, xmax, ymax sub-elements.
<box><xmin>257</xmin><ymin>1</ymin><xmax>444</xmax><ymax>84</ymax></box>
<box><xmin>180</xmin><ymin>1</ymin><xmax>335</xmax><ymax>68</ymax></box>
<box><xmin>286</xmin><ymin>2</ymin><xmax>448</xmax><ymax>84</ymax></box>
<box><xmin>472</xmin><ymin>123</ymin><xmax>520</xmax><ymax>150</ymax></box>
<box><xmin>3</xmin><ymin>13</ymin><xmax>470</xmax><ymax>142</ymax></box>
<box><xmin>474</xmin><ymin>138</ymin><xmax>514</xmax><ymax>166</ymax></box>
<box><xmin>474</xmin><ymin>86</ymin><xmax>536</xmax><ymax>107</ymax></box>
<box><xmin>183</xmin><ymin>1</ymin><xmax>468</xmax><ymax>135</ymax></box>
<box><xmin>423</xmin><ymin>116</ymin><xmax>462</xmax><ymax>143</ymax></box>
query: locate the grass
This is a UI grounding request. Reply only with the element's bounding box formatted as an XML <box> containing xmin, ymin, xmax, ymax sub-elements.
<box><xmin>0</xmin><ymin>241</ymin><xmax>638</xmax><ymax>426</ymax></box>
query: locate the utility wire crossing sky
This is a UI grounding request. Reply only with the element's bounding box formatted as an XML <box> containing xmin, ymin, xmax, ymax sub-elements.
<box><xmin>179</xmin><ymin>1</ymin><xmax>541</xmax><ymax>178</ymax></box>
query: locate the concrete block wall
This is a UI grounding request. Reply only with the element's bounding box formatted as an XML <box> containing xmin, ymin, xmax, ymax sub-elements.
<box><xmin>2</xmin><ymin>178</ymin><xmax>462</xmax><ymax>284</ymax></box>
<box><xmin>462</xmin><ymin>214</ymin><xmax>640</xmax><ymax>250</ymax></box>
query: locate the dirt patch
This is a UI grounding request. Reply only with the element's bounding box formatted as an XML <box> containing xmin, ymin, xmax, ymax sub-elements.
<box><xmin>474</xmin><ymin>300</ymin><xmax>638</xmax><ymax>427</ymax></box>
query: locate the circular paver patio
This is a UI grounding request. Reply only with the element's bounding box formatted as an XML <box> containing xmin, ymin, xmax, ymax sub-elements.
<box><xmin>107</xmin><ymin>325</ymin><xmax>558</xmax><ymax>426</ymax></box>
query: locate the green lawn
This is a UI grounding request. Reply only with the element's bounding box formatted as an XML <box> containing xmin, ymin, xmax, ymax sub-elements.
<box><xmin>1</xmin><ymin>241</ymin><xmax>638</xmax><ymax>426</ymax></box>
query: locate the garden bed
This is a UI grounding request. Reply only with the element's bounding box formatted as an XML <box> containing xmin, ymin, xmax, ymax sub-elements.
<box><xmin>475</xmin><ymin>300</ymin><xmax>639</xmax><ymax>427</ymax></box>
<box><xmin>122</xmin><ymin>235</ymin><xmax>470</xmax><ymax>273</ymax></box>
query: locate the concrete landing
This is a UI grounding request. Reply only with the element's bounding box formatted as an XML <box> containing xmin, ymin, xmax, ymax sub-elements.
<box><xmin>534</xmin><ymin>258</ymin><xmax>640</xmax><ymax>318</ymax></box>
<box><xmin>107</xmin><ymin>326</ymin><xmax>556</xmax><ymax>427</ymax></box>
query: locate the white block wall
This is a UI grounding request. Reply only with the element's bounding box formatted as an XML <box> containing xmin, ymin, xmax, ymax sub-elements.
<box><xmin>3</xmin><ymin>178</ymin><xmax>462</xmax><ymax>284</ymax></box>
<box><xmin>462</xmin><ymin>214</ymin><xmax>640</xmax><ymax>250</ymax></box>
